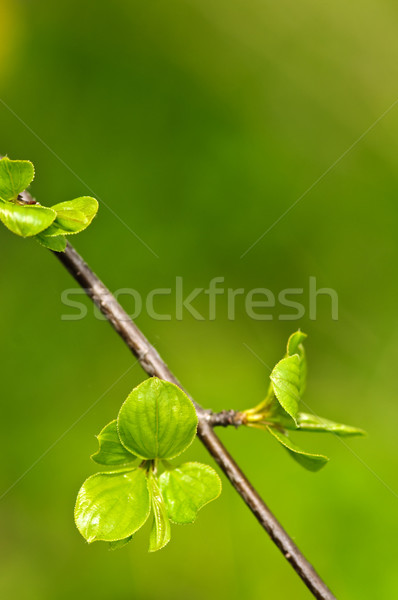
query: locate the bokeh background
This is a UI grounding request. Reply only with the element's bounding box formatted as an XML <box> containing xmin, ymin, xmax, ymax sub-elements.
<box><xmin>1</xmin><ymin>0</ymin><xmax>397</xmax><ymax>598</ymax></box>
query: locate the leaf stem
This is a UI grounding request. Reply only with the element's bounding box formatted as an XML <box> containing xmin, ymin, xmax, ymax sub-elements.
<box><xmin>243</xmin><ymin>382</ymin><xmax>274</xmax><ymax>416</ymax></box>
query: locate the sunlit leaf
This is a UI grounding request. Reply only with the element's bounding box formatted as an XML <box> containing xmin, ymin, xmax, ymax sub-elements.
<box><xmin>270</xmin><ymin>355</ymin><xmax>300</xmax><ymax>424</ymax></box>
<box><xmin>91</xmin><ymin>420</ymin><xmax>137</xmax><ymax>466</ymax></box>
<box><xmin>287</xmin><ymin>330</ymin><xmax>307</xmax><ymax>356</ymax></box>
<box><xmin>286</xmin><ymin>330</ymin><xmax>307</xmax><ymax>395</ymax></box>
<box><xmin>0</xmin><ymin>157</ymin><xmax>34</xmax><ymax>202</ymax></box>
<box><xmin>148</xmin><ymin>473</ymin><xmax>171</xmax><ymax>552</ymax></box>
<box><xmin>35</xmin><ymin>233</ymin><xmax>67</xmax><ymax>252</ymax></box>
<box><xmin>108</xmin><ymin>536</ymin><xmax>133</xmax><ymax>551</ymax></box>
<box><xmin>118</xmin><ymin>378</ymin><xmax>198</xmax><ymax>460</ymax></box>
<box><xmin>0</xmin><ymin>202</ymin><xmax>56</xmax><ymax>237</ymax></box>
<box><xmin>244</xmin><ymin>331</ymin><xmax>308</xmax><ymax>423</ymax></box>
<box><xmin>74</xmin><ymin>468</ymin><xmax>150</xmax><ymax>542</ymax></box>
<box><xmin>44</xmin><ymin>196</ymin><xmax>98</xmax><ymax>236</ymax></box>
<box><xmin>267</xmin><ymin>401</ymin><xmax>297</xmax><ymax>429</ymax></box>
<box><xmin>267</xmin><ymin>426</ymin><xmax>329</xmax><ymax>471</ymax></box>
<box><xmin>159</xmin><ymin>462</ymin><xmax>222</xmax><ymax>524</ymax></box>
<box><xmin>296</xmin><ymin>413</ymin><xmax>366</xmax><ymax>437</ymax></box>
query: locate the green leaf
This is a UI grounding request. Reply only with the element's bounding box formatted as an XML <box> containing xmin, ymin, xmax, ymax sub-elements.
<box><xmin>0</xmin><ymin>157</ymin><xmax>35</xmax><ymax>202</ymax></box>
<box><xmin>91</xmin><ymin>420</ymin><xmax>137</xmax><ymax>467</ymax></box>
<box><xmin>287</xmin><ymin>330</ymin><xmax>307</xmax><ymax>356</ymax></box>
<box><xmin>296</xmin><ymin>413</ymin><xmax>366</xmax><ymax>437</ymax></box>
<box><xmin>244</xmin><ymin>330</ymin><xmax>309</xmax><ymax>422</ymax></box>
<box><xmin>267</xmin><ymin>426</ymin><xmax>329</xmax><ymax>471</ymax></box>
<box><xmin>270</xmin><ymin>355</ymin><xmax>301</xmax><ymax>424</ymax></box>
<box><xmin>267</xmin><ymin>401</ymin><xmax>297</xmax><ymax>429</ymax></box>
<box><xmin>74</xmin><ymin>468</ymin><xmax>150</xmax><ymax>542</ymax></box>
<box><xmin>286</xmin><ymin>330</ymin><xmax>307</xmax><ymax>396</ymax></box>
<box><xmin>44</xmin><ymin>196</ymin><xmax>98</xmax><ymax>236</ymax></box>
<box><xmin>108</xmin><ymin>536</ymin><xmax>133</xmax><ymax>551</ymax></box>
<box><xmin>148</xmin><ymin>473</ymin><xmax>171</xmax><ymax>552</ymax></box>
<box><xmin>35</xmin><ymin>233</ymin><xmax>67</xmax><ymax>252</ymax></box>
<box><xmin>118</xmin><ymin>378</ymin><xmax>198</xmax><ymax>460</ymax></box>
<box><xmin>159</xmin><ymin>462</ymin><xmax>222</xmax><ymax>524</ymax></box>
<box><xmin>0</xmin><ymin>202</ymin><xmax>56</xmax><ymax>237</ymax></box>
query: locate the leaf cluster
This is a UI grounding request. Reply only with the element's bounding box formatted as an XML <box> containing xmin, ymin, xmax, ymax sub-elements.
<box><xmin>0</xmin><ymin>157</ymin><xmax>98</xmax><ymax>251</ymax></box>
<box><xmin>75</xmin><ymin>378</ymin><xmax>221</xmax><ymax>552</ymax></box>
<box><xmin>243</xmin><ymin>331</ymin><xmax>365</xmax><ymax>471</ymax></box>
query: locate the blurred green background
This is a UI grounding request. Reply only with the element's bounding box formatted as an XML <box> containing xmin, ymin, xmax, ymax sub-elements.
<box><xmin>1</xmin><ymin>0</ymin><xmax>397</xmax><ymax>598</ymax></box>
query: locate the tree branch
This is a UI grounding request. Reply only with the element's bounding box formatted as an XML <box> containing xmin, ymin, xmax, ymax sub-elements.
<box><xmin>207</xmin><ymin>409</ymin><xmax>245</xmax><ymax>427</ymax></box>
<box><xmin>52</xmin><ymin>242</ymin><xmax>336</xmax><ymax>600</ymax></box>
<box><xmin>0</xmin><ymin>145</ymin><xmax>333</xmax><ymax>597</ymax></box>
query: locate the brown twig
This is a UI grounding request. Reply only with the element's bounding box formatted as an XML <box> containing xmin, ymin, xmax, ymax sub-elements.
<box><xmin>207</xmin><ymin>409</ymin><xmax>245</xmax><ymax>427</ymax></box>
<box><xmin>51</xmin><ymin>242</ymin><xmax>336</xmax><ymax>600</ymax></box>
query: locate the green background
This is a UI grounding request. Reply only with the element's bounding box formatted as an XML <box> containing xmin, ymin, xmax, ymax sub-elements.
<box><xmin>0</xmin><ymin>0</ymin><xmax>397</xmax><ymax>598</ymax></box>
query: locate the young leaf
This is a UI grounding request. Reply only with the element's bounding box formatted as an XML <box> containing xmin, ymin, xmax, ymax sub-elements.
<box><xmin>270</xmin><ymin>355</ymin><xmax>301</xmax><ymax>424</ymax></box>
<box><xmin>118</xmin><ymin>378</ymin><xmax>198</xmax><ymax>460</ymax></box>
<box><xmin>44</xmin><ymin>196</ymin><xmax>98</xmax><ymax>236</ymax></box>
<box><xmin>159</xmin><ymin>462</ymin><xmax>222</xmax><ymax>524</ymax></box>
<box><xmin>287</xmin><ymin>330</ymin><xmax>307</xmax><ymax>356</ymax></box>
<box><xmin>296</xmin><ymin>413</ymin><xmax>366</xmax><ymax>437</ymax></box>
<box><xmin>0</xmin><ymin>202</ymin><xmax>56</xmax><ymax>237</ymax></box>
<box><xmin>108</xmin><ymin>536</ymin><xmax>133</xmax><ymax>551</ymax></box>
<box><xmin>74</xmin><ymin>468</ymin><xmax>150</xmax><ymax>542</ymax></box>
<box><xmin>267</xmin><ymin>426</ymin><xmax>329</xmax><ymax>472</ymax></box>
<box><xmin>0</xmin><ymin>157</ymin><xmax>34</xmax><ymax>202</ymax></box>
<box><xmin>243</xmin><ymin>331</ymin><xmax>308</xmax><ymax>422</ymax></box>
<box><xmin>286</xmin><ymin>330</ymin><xmax>307</xmax><ymax>396</ymax></box>
<box><xmin>35</xmin><ymin>233</ymin><xmax>67</xmax><ymax>252</ymax></box>
<box><xmin>148</xmin><ymin>473</ymin><xmax>171</xmax><ymax>552</ymax></box>
<box><xmin>267</xmin><ymin>401</ymin><xmax>297</xmax><ymax>429</ymax></box>
<box><xmin>91</xmin><ymin>420</ymin><xmax>137</xmax><ymax>466</ymax></box>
